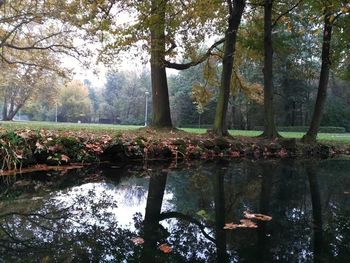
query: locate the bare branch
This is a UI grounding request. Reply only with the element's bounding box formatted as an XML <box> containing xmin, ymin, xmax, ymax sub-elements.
<box><xmin>272</xmin><ymin>0</ymin><xmax>303</xmax><ymax>28</ymax></box>
<box><xmin>159</xmin><ymin>211</ymin><xmax>216</xmax><ymax>243</ymax></box>
<box><xmin>165</xmin><ymin>38</ymin><xmax>177</xmax><ymax>54</ymax></box>
<box><xmin>0</xmin><ymin>53</ymin><xmax>67</xmax><ymax>77</ymax></box>
<box><xmin>0</xmin><ymin>17</ymin><xmax>37</xmax><ymax>47</ymax></box>
<box><xmin>4</xmin><ymin>42</ymin><xmax>79</xmax><ymax>54</ymax></box>
<box><xmin>164</xmin><ymin>38</ymin><xmax>225</xmax><ymax>70</ymax></box>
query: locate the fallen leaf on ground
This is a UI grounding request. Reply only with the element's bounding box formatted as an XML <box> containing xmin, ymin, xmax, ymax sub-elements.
<box><xmin>60</xmin><ymin>154</ymin><xmax>70</xmax><ymax>162</ymax></box>
<box><xmin>159</xmin><ymin>243</ymin><xmax>172</xmax><ymax>253</ymax></box>
<box><xmin>131</xmin><ymin>237</ymin><xmax>144</xmax><ymax>245</ymax></box>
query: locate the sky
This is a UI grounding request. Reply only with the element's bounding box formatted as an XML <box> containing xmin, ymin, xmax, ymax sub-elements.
<box><xmin>61</xmin><ymin>49</ymin><xmax>178</xmax><ymax>89</ymax></box>
<box><xmin>61</xmin><ymin>47</ymin><xmax>141</xmax><ymax>89</ymax></box>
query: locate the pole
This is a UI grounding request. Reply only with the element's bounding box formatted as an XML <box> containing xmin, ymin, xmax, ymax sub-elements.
<box><xmin>55</xmin><ymin>102</ymin><xmax>58</xmax><ymax>123</ymax></box>
<box><xmin>145</xmin><ymin>91</ymin><xmax>149</xmax><ymax>126</ymax></box>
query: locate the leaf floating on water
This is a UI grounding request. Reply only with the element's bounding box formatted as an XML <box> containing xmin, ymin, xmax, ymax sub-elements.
<box><xmin>224</xmin><ymin>222</ymin><xmax>240</xmax><ymax>229</ymax></box>
<box><xmin>224</xmin><ymin>220</ymin><xmax>257</xmax><ymax>229</ymax></box>
<box><xmin>239</xmin><ymin>219</ymin><xmax>258</xmax><ymax>228</ymax></box>
<box><xmin>131</xmin><ymin>237</ymin><xmax>144</xmax><ymax>245</ymax></box>
<box><xmin>159</xmin><ymin>243</ymin><xmax>172</xmax><ymax>253</ymax></box>
<box><xmin>243</xmin><ymin>211</ymin><xmax>272</xmax><ymax>221</ymax></box>
<box><xmin>224</xmin><ymin>211</ymin><xmax>271</xmax><ymax>230</ymax></box>
<box><xmin>344</xmin><ymin>191</ymin><xmax>350</xmax><ymax>195</ymax></box>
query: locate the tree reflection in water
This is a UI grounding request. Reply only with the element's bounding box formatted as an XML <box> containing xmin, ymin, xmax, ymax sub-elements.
<box><xmin>0</xmin><ymin>159</ymin><xmax>350</xmax><ymax>262</ymax></box>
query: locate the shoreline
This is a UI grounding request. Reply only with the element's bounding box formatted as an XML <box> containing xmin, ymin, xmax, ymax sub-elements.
<box><xmin>1</xmin><ymin>128</ymin><xmax>350</xmax><ymax>174</ymax></box>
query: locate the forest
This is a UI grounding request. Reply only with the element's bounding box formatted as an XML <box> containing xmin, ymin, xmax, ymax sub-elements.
<box><xmin>0</xmin><ymin>0</ymin><xmax>349</xmax><ymax>143</ymax></box>
<box><xmin>2</xmin><ymin>1</ymin><xmax>350</xmax><ymax>262</ymax></box>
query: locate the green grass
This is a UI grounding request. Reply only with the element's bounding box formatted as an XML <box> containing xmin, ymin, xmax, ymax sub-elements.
<box><xmin>182</xmin><ymin>128</ymin><xmax>350</xmax><ymax>143</ymax></box>
<box><xmin>0</xmin><ymin>121</ymin><xmax>142</xmax><ymax>132</ymax></box>
<box><xmin>1</xmin><ymin>121</ymin><xmax>350</xmax><ymax>143</ymax></box>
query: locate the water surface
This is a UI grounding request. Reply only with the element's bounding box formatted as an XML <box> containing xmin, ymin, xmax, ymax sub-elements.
<box><xmin>0</xmin><ymin>159</ymin><xmax>349</xmax><ymax>262</ymax></box>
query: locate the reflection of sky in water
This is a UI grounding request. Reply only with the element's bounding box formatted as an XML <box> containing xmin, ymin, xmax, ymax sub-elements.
<box><xmin>52</xmin><ymin>180</ymin><xmax>175</xmax><ymax>229</ymax></box>
<box><xmin>1</xmin><ymin>159</ymin><xmax>350</xmax><ymax>262</ymax></box>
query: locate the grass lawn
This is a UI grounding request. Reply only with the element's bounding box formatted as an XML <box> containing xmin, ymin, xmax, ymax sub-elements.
<box><xmin>179</xmin><ymin>128</ymin><xmax>350</xmax><ymax>143</ymax></box>
<box><xmin>0</xmin><ymin>121</ymin><xmax>142</xmax><ymax>132</ymax></box>
<box><xmin>1</xmin><ymin>121</ymin><xmax>350</xmax><ymax>143</ymax></box>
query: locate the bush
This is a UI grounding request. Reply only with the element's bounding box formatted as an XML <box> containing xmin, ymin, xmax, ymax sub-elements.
<box><xmin>322</xmin><ymin>96</ymin><xmax>350</xmax><ymax>132</ymax></box>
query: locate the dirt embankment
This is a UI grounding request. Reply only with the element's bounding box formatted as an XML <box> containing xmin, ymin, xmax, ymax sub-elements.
<box><xmin>1</xmin><ymin>128</ymin><xmax>349</xmax><ymax>173</ymax></box>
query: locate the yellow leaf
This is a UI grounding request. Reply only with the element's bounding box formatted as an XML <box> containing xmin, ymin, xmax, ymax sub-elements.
<box><xmin>340</xmin><ymin>7</ymin><xmax>349</xmax><ymax>14</ymax></box>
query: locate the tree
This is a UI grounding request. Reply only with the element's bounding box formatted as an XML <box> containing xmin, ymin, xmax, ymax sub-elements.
<box><xmin>0</xmin><ymin>63</ymin><xmax>60</xmax><ymax>120</ymax></box>
<box><xmin>0</xmin><ymin>0</ymin><xmax>90</xmax><ymax>67</ymax></box>
<box><xmin>260</xmin><ymin>0</ymin><xmax>279</xmax><ymax>138</ymax></box>
<box><xmin>302</xmin><ymin>1</ymin><xmax>350</xmax><ymax>143</ymax></box>
<box><xmin>98</xmin><ymin>0</ymin><xmax>225</xmax><ymax>128</ymax></box>
<box><xmin>100</xmin><ymin>69</ymin><xmax>151</xmax><ymax>124</ymax></box>
<box><xmin>58</xmin><ymin>80</ymin><xmax>92</xmax><ymax>122</ymax></box>
<box><xmin>148</xmin><ymin>0</ymin><xmax>172</xmax><ymax>128</ymax></box>
<box><xmin>213</xmin><ymin>0</ymin><xmax>246</xmax><ymax>136</ymax></box>
<box><xmin>271</xmin><ymin>10</ymin><xmax>320</xmax><ymax>127</ymax></box>
<box><xmin>168</xmin><ymin>65</ymin><xmax>206</xmax><ymax>127</ymax></box>
<box><xmin>84</xmin><ymin>79</ymin><xmax>100</xmax><ymax>123</ymax></box>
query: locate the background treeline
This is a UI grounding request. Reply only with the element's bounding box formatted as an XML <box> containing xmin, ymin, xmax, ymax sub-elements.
<box><xmin>6</xmin><ymin>64</ymin><xmax>349</xmax><ymax>132</ymax></box>
<box><xmin>0</xmin><ymin>0</ymin><xmax>349</xmax><ymax>134</ymax></box>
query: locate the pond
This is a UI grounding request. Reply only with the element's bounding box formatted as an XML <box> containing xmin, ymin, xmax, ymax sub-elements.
<box><xmin>0</xmin><ymin>159</ymin><xmax>350</xmax><ymax>262</ymax></box>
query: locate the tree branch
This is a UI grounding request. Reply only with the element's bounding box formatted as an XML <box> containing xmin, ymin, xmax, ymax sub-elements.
<box><xmin>159</xmin><ymin>211</ymin><xmax>216</xmax><ymax>243</ymax></box>
<box><xmin>227</xmin><ymin>0</ymin><xmax>233</xmax><ymax>15</ymax></box>
<box><xmin>164</xmin><ymin>38</ymin><xmax>225</xmax><ymax>70</ymax></box>
<box><xmin>0</xmin><ymin>18</ymin><xmax>37</xmax><ymax>47</ymax></box>
<box><xmin>247</xmin><ymin>0</ymin><xmax>264</xmax><ymax>7</ymax></box>
<box><xmin>272</xmin><ymin>0</ymin><xmax>303</xmax><ymax>28</ymax></box>
<box><xmin>165</xmin><ymin>38</ymin><xmax>177</xmax><ymax>54</ymax></box>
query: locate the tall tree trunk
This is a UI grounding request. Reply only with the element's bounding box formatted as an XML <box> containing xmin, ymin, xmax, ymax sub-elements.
<box><xmin>214</xmin><ymin>165</ymin><xmax>228</xmax><ymax>262</ymax></box>
<box><xmin>141</xmin><ymin>171</ymin><xmax>167</xmax><ymax>263</ymax></box>
<box><xmin>230</xmin><ymin>97</ymin><xmax>236</xmax><ymax>129</ymax></box>
<box><xmin>213</xmin><ymin>0</ymin><xmax>246</xmax><ymax>136</ymax></box>
<box><xmin>149</xmin><ymin>0</ymin><xmax>172</xmax><ymax>128</ymax></box>
<box><xmin>2</xmin><ymin>96</ymin><xmax>8</xmax><ymax>120</ymax></box>
<box><xmin>261</xmin><ymin>0</ymin><xmax>279</xmax><ymax>139</ymax></box>
<box><xmin>256</xmin><ymin>162</ymin><xmax>273</xmax><ymax>262</ymax></box>
<box><xmin>302</xmin><ymin>15</ymin><xmax>332</xmax><ymax>143</ymax></box>
<box><xmin>306</xmin><ymin>163</ymin><xmax>329</xmax><ymax>262</ymax></box>
<box><xmin>6</xmin><ymin>103</ymin><xmax>21</xmax><ymax>121</ymax></box>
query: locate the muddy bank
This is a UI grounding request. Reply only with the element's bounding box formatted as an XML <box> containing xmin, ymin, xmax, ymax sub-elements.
<box><xmin>100</xmin><ymin>136</ymin><xmax>348</xmax><ymax>162</ymax></box>
<box><xmin>1</xmin><ymin>128</ymin><xmax>349</xmax><ymax>173</ymax></box>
